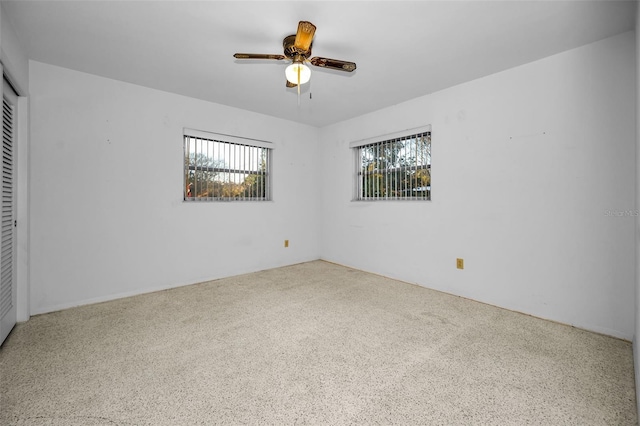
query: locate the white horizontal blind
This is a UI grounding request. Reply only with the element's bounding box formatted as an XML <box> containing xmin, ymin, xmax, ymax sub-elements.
<box><xmin>184</xmin><ymin>132</ymin><xmax>271</xmax><ymax>201</ymax></box>
<box><xmin>355</xmin><ymin>131</ymin><xmax>431</xmax><ymax>201</ymax></box>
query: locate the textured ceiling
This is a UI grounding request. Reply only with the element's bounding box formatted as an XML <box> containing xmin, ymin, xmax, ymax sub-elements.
<box><xmin>2</xmin><ymin>0</ymin><xmax>637</xmax><ymax>127</ymax></box>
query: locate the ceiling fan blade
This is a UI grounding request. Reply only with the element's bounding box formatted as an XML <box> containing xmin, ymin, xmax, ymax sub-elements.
<box><xmin>286</xmin><ymin>80</ymin><xmax>296</xmax><ymax>88</ymax></box>
<box><xmin>294</xmin><ymin>21</ymin><xmax>316</xmax><ymax>53</ymax></box>
<box><xmin>234</xmin><ymin>53</ymin><xmax>286</xmax><ymax>60</ymax></box>
<box><xmin>309</xmin><ymin>57</ymin><xmax>357</xmax><ymax>72</ymax></box>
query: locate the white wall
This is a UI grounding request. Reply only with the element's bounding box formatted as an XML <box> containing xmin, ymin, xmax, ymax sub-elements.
<box><xmin>1</xmin><ymin>4</ymin><xmax>28</xmax><ymax>93</ymax></box>
<box><xmin>319</xmin><ymin>31</ymin><xmax>636</xmax><ymax>340</ymax></box>
<box><xmin>28</xmin><ymin>61</ymin><xmax>319</xmax><ymax>314</ymax></box>
<box><xmin>25</xmin><ymin>29</ymin><xmax>638</xmax><ymax>341</ymax></box>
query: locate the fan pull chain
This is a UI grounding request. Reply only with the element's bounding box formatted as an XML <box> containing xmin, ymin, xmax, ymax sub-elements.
<box><xmin>297</xmin><ymin>66</ymin><xmax>301</xmax><ymax>106</ymax></box>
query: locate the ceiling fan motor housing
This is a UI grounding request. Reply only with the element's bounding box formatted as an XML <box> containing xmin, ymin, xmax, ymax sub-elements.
<box><xmin>283</xmin><ymin>35</ymin><xmax>311</xmax><ymax>58</ymax></box>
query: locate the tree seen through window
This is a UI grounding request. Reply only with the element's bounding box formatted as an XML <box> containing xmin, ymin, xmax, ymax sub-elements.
<box><xmin>356</xmin><ymin>131</ymin><xmax>431</xmax><ymax>200</ymax></box>
<box><xmin>184</xmin><ymin>135</ymin><xmax>270</xmax><ymax>201</ymax></box>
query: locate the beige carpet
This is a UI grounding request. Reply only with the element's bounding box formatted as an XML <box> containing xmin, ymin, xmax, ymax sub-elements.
<box><xmin>0</xmin><ymin>260</ymin><xmax>636</xmax><ymax>425</ymax></box>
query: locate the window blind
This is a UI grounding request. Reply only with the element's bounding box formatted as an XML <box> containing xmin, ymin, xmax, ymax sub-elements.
<box><xmin>184</xmin><ymin>130</ymin><xmax>272</xmax><ymax>201</ymax></box>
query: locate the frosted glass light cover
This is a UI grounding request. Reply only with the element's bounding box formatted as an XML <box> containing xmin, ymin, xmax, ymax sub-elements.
<box><xmin>285</xmin><ymin>63</ymin><xmax>311</xmax><ymax>85</ymax></box>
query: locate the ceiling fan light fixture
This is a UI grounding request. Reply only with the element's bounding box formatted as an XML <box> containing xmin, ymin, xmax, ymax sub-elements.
<box><xmin>285</xmin><ymin>62</ymin><xmax>311</xmax><ymax>85</ymax></box>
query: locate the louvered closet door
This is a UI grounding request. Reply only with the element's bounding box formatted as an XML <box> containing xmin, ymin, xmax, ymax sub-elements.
<box><xmin>0</xmin><ymin>76</ymin><xmax>17</xmax><ymax>346</ymax></box>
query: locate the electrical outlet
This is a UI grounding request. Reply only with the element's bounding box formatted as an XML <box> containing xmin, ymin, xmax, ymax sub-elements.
<box><xmin>284</xmin><ymin>240</ymin><xmax>289</xmax><ymax>248</ymax></box>
<box><xmin>456</xmin><ymin>258</ymin><xmax>464</xmax><ymax>269</ymax></box>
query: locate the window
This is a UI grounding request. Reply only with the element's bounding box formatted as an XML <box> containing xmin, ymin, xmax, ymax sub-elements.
<box><xmin>184</xmin><ymin>129</ymin><xmax>272</xmax><ymax>201</ymax></box>
<box><xmin>353</xmin><ymin>127</ymin><xmax>431</xmax><ymax>201</ymax></box>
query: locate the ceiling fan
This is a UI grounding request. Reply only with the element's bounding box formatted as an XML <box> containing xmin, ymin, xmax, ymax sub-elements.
<box><xmin>233</xmin><ymin>21</ymin><xmax>357</xmax><ymax>90</ymax></box>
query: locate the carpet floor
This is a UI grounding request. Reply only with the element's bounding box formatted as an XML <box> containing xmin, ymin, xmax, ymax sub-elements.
<box><xmin>0</xmin><ymin>260</ymin><xmax>636</xmax><ymax>425</ymax></box>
